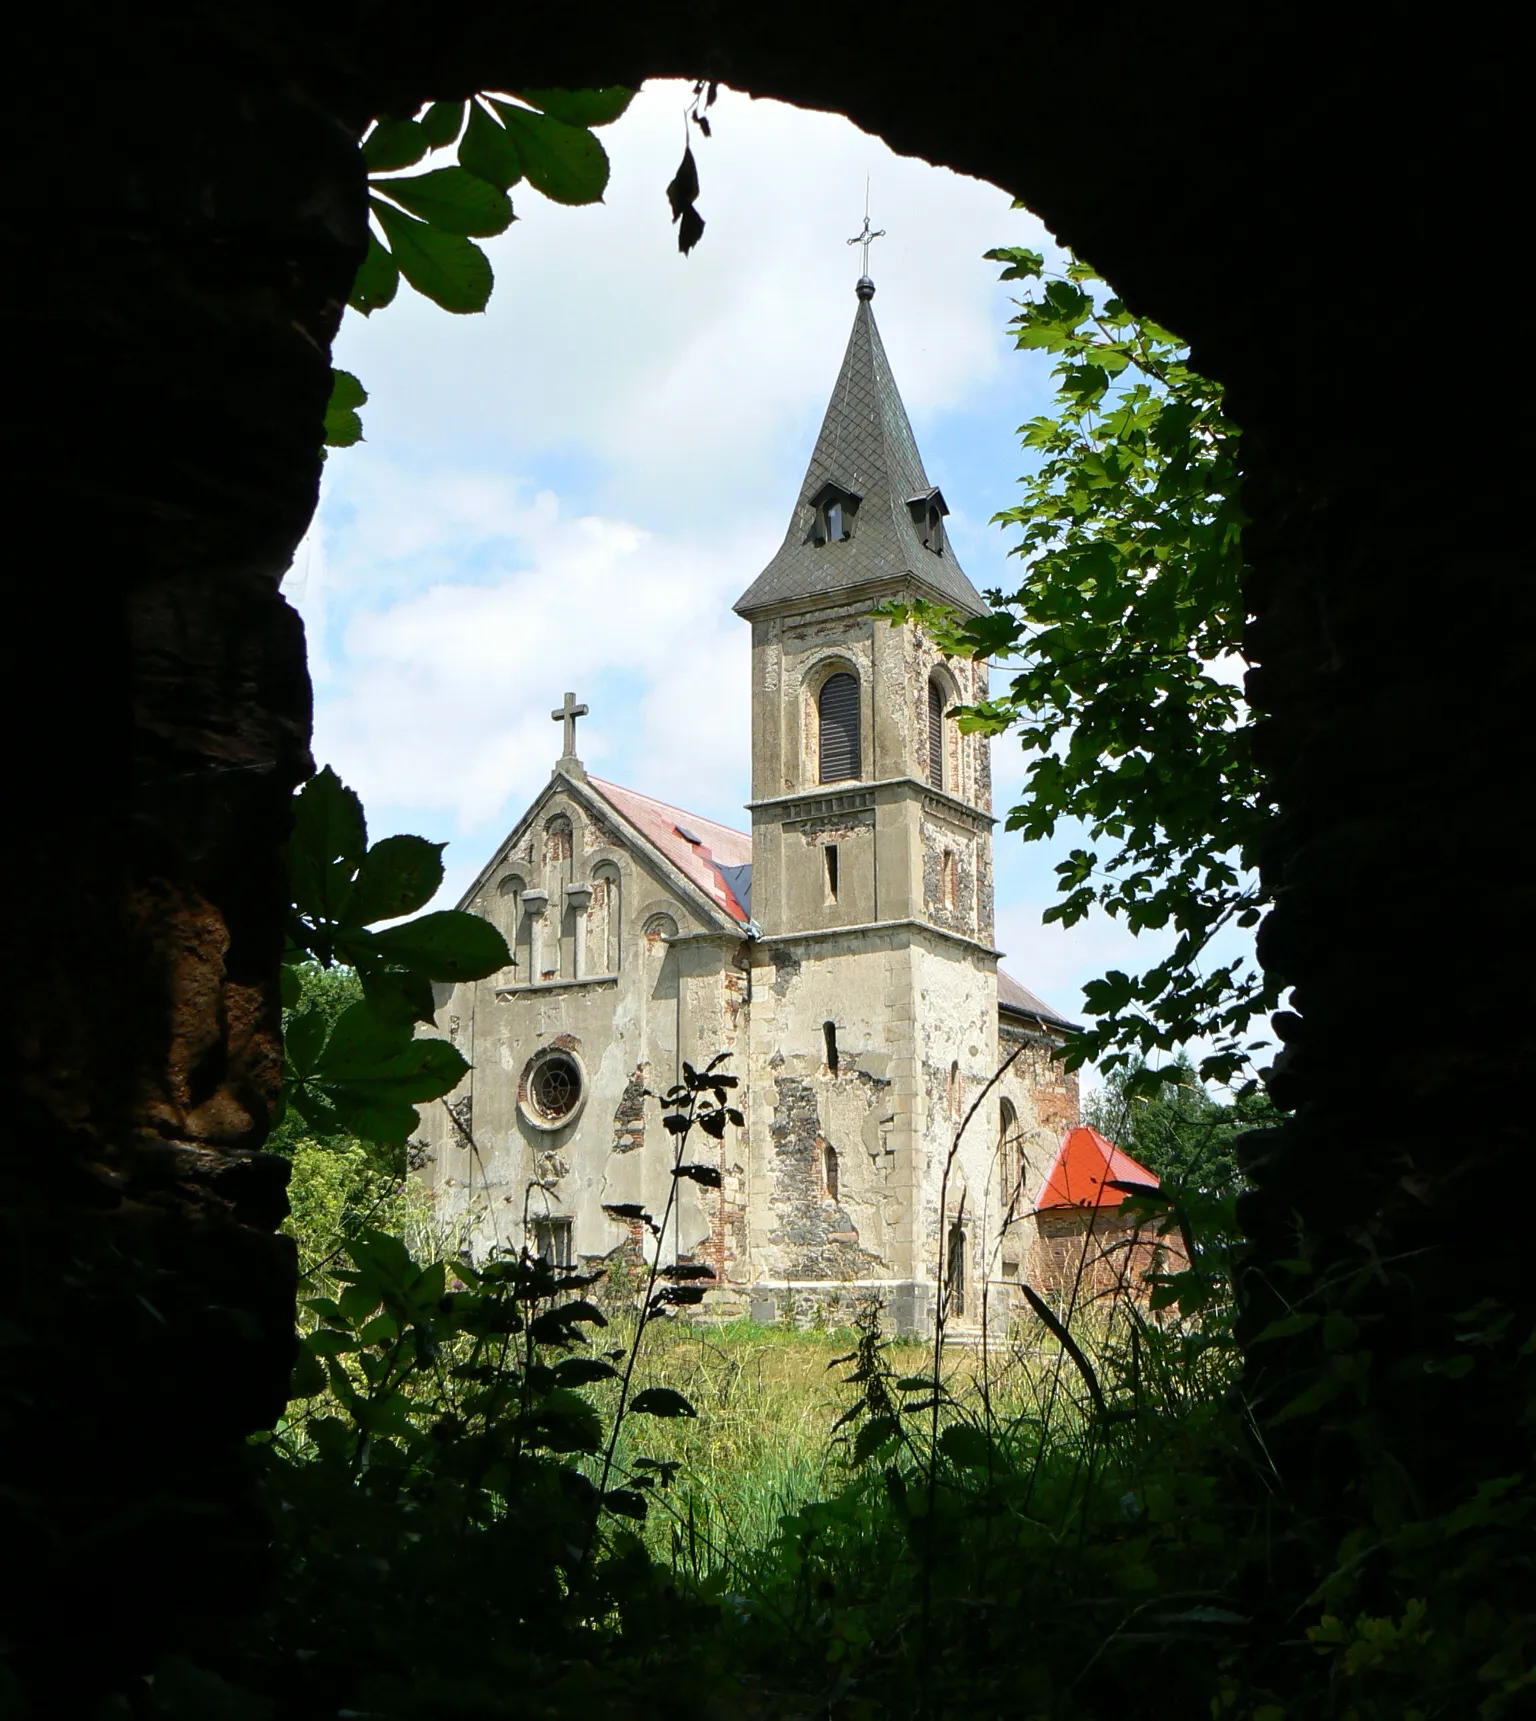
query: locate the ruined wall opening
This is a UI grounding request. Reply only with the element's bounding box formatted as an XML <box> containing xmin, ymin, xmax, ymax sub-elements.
<box><xmin>823</xmin><ymin>1019</ymin><xmax>839</xmax><ymax>1072</ymax></box>
<box><xmin>945</xmin><ymin>1219</ymin><xmax>967</xmax><ymax>1318</ymax></box>
<box><xmin>819</xmin><ymin>1137</ymin><xmax>840</xmax><ymax>1202</ymax></box>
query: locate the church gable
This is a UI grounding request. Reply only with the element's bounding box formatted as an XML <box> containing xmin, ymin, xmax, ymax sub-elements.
<box><xmin>456</xmin><ymin>770</ymin><xmax>750</xmax><ymax>990</ymax></box>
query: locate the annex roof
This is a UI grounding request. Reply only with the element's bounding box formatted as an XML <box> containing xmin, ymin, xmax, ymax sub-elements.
<box><xmin>998</xmin><ymin>968</ymin><xmax>1081</xmax><ymax>1033</ymax></box>
<box><xmin>589</xmin><ymin>777</ymin><xmax>753</xmax><ymax>926</ymax></box>
<box><xmin>733</xmin><ymin>282</ymin><xmax>988</xmax><ymax>618</ymax></box>
<box><xmin>1036</xmin><ymin>1126</ymin><xmax>1161</xmax><ymax>1212</ymax></box>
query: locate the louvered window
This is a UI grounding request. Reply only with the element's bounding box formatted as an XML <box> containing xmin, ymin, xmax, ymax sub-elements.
<box><xmin>818</xmin><ymin>672</ymin><xmax>860</xmax><ymax>782</ymax></box>
<box><xmin>928</xmin><ymin>680</ymin><xmax>945</xmax><ymax>788</ymax></box>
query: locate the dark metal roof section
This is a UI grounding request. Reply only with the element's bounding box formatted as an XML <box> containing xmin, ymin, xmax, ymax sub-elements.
<box><xmin>998</xmin><ymin>968</ymin><xmax>1082</xmax><ymax>1034</ymax></box>
<box><xmin>734</xmin><ymin>283</ymin><xmax>989</xmax><ymax>617</ymax></box>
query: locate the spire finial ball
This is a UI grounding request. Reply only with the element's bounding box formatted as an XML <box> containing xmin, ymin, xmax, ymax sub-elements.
<box><xmin>856</xmin><ymin>276</ymin><xmax>875</xmax><ymax>301</ymax></box>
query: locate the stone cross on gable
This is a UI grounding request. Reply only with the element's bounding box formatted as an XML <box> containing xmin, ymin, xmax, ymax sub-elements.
<box><xmin>551</xmin><ymin>690</ymin><xmax>588</xmax><ymax>760</ymax></box>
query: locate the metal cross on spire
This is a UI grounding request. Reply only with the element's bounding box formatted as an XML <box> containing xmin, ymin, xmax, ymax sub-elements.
<box><xmin>847</xmin><ymin>184</ymin><xmax>885</xmax><ymax>281</ymax></box>
<box><xmin>551</xmin><ymin>690</ymin><xmax>588</xmax><ymax>760</ymax></box>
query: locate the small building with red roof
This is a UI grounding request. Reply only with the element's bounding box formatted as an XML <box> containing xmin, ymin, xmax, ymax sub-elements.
<box><xmin>1023</xmin><ymin>1127</ymin><xmax>1185</xmax><ymax>1304</ymax></box>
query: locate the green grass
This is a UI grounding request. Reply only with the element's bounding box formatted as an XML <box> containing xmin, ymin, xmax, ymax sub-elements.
<box><xmin>595</xmin><ymin>1318</ymin><xmax>1066</xmax><ymax>1572</ymax></box>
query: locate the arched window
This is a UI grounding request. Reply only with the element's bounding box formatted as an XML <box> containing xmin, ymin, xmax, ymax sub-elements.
<box><xmin>497</xmin><ymin>872</ymin><xmax>524</xmax><ymax>933</ymax></box>
<box><xmin>545</xmin><ymin>814</ymin><xmax>573</xmax><ymax>878</ymax></box>
<box><xmin>497</xmin><ymin>873</ymin><xmax>526</xmax><ymax>973</ymax></box>
<box><xmin>999</xmin><ymin>1099</ymin><xmax>1021</xmax><ymax>1206</ymax></box>
<box><xmin>947</xmin><ymin>1060</ymin><xmax>962</xmax><ymax>1122</ymax></box>
<box><xmin>928</xmin><ymin>678</ymin><xmax>946</xmax><ymax>788</ymax></box>
<box><xmin>592</xmin><ymin>863</ymin><xmax>621</xmax><ymax>974</ymax></box>
<box><xmin>818</xmin><ymin>671</ymin><xmax>860</xmax><ymax>783</ymax></box>
<box><xmin>941</xmin><ymin>850</ymin><xmax>958</xmax><ymax>912</ymax></box>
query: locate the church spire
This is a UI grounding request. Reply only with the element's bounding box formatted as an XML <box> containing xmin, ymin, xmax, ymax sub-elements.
<box><xmin>733</xmin><ymin>278</ymin><xmax>987</xmax><ymax>618</ymax></box>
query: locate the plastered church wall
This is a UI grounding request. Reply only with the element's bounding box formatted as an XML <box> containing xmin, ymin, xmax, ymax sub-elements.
<box><xmin>416</xmin><ymin>779</ymin><xmax>749</xmax><ymax>1282</ymax></box>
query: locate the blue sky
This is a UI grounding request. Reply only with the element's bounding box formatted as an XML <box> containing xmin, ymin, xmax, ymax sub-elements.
<box><xmin>287</xmin><ymin>81</ymin><xmax>1266</xmax><ymax>1077</ymax></box>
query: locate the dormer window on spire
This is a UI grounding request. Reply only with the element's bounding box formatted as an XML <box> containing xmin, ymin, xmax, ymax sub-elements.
<box><xmin>907</xmin><ymin>487</ymin><xmax>949</xmax><ymax>556</ymax></box>
<box><xmin>807</xmin><ymin>480</ymin><xmax>861</xmax><ymax>546</ymax></box>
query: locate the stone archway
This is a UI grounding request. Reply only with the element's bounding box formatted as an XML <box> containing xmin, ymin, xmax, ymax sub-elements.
<box><xmin>6</xmin><ymin>0</ymin><xmax>1523</xmax><ymax>1691</ymax></box>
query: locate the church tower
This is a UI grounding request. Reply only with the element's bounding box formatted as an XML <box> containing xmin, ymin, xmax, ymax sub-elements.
<box><xmin>735</xmin><ymin>272</ymin><xmax>1003</xmax><ymax>1332</ymax></box>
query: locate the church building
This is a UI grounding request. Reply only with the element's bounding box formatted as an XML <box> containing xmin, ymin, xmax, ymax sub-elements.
<box><xmin>418</xmin><ymin>270</ymin><xmax>1086</xmax><ymax>1334</ymax></box>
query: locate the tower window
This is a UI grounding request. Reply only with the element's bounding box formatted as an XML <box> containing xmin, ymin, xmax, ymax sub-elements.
<box><xmin>818</xmin><ymin>672</ymin><xmax>860</xmax><ymax>782</ymax></box>
<box><xmin>906</xmin><ymin>487</ymin><xmax>949</xmax><ymax>555</ymax></box>
<box><xmin>941</xmin><ymin>850</ymin><xmax>958</xmax><ymax>912</ymax></box>
<box><xmin>824</xmin><ymin>843</ymin><xmax>840</xmax><ymax>901</ymax></box>
<box><xmin>823</xmin><ymin>1019</ymin><xmax>840</xmax><ymax>1073</ymax></box>
<box><xmin>928</xmin><ymin>679</ymin><xmax>946</xmax><ymax>788</ymax></box>
<box><xmin>925</xmin><ymin>508</ymin><xmax>944</xmax><ymax>554</ymax></box>
<box><xmin>808</xmin><ymin>481</ymin><xmax>860</xmax><ymax>545</ymax></box>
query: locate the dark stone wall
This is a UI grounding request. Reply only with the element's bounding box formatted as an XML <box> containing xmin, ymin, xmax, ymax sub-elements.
<box><xmin>6</xmin><ymin>0</ymin><xmax>1523</xmax><ymax>1692</ymax></box>
<box><xmin>6</xmin><ymin>3</ymin><xmax>365</xmax><ymax>1690</ymax></box>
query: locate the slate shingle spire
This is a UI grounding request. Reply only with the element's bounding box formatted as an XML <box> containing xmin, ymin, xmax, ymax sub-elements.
<box><xmin>734</xmin><ymin>278</ymin><xmax>988</xmax><ymax>617</ymax></box>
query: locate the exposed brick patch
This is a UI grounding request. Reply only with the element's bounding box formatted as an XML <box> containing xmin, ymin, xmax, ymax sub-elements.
<box><xmin>771</xmin><ymin>947</ymin><xmax>801</xmax><ymax>999</ymax></box>
<box><xmin>768</xmin><ymin>1075</ymin><xmax>881</xmax><ymax>1279</ymax></box>
<box><xmin>611</xmin><ymin>1064</ymin><xmax>647</xmax><ymax>1154</ymax></box>
<box><xmin>1030</xmin><ymin>1208</ymin><xmax>1185</xmax><ymax>1308</ymax></box>
<box><xmin>1001</xmin><ymin>1022</ymin><xmax>1079</xmax><ymax>1139</ymax></box>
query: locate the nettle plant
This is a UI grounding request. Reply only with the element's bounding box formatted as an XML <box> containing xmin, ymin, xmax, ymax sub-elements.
<box><xmin>254</xmin><ymin>1060</ymin><xmax>743</xmax><ymax>1702</ymax></box>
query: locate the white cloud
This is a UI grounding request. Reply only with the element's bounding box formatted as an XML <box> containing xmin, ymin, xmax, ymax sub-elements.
<box><xmin>298</xmin><ymin>464</ymin><xmax>764</xmax><ymax>848</ymax></box>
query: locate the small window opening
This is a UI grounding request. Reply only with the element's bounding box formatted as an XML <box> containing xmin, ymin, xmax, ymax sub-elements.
<box><xmin>824</xmin><ymin>842</ymin><xmax>840</xmax><ymax>901</ymax></box>
<box><xmin>947</xmin><ymin>1060</ymin><xmax>962</xmax><ymax>1121</ymax></box>
<box><xmin>820</xmin><ymin>1138</ymin><xmax>840</xmax><ymax>1202</ymax></box>
<box><xmin>826</xmin><ymin>500</ymin><xmax>844</xmax><ymax>541</ymax></box>
<box><xmin>926</xmin><ymin>507</ymin><xmax>944</xmax><ymax>555</ymax></box>
<box><xmin>999</xmin><ymin>1098</ymin><xmax>1022</xmax><ymax>1204</ymax></box>
<box><xmin>532</xmin><ymin>1216</ymin><xmax>574</xmax><ymax>1267</ymax></box>
<box><xmin>823</xmin><ymin>1020</ymin><xmax>840</xmax><ymax>1073</ymax></box>
<box><xmin>941</xmin><ymin>850</ymin><xmax>958</xmax><ymax>911</ymax></box>
<box><xmin>945</xmin><ymin>1219</ymin><xmax>967</xmax><ymax>1318</ymax></box>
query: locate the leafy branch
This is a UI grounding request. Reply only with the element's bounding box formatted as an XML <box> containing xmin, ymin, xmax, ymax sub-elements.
<box><xmin>323</xmin><ymin>86</ymin><xmax>634</xmax><ymax>454</ymax></box>
<box><xmin>590</xmin><ymin>1056</ymin><xmax>741</xmax><ymax>1539</ymax></box>
<box><xmin>278</xmin><ymin>766</ymin><xmax>509</xmax><ymax>1156</ymax></box>
<box><xmin>882</xmin><ymin>247</ymin><xmax>1278</xmax><ymax>1093</ymax></box>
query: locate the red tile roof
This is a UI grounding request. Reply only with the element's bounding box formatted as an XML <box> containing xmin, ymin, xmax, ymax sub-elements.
<box><xmin>588</xmin><ymin>777</ymin><xmax>753</xmax><ymax>924</ymax></box>
<box><xmin>1036</xmin><ymin>1126</ymin><xmax>1161</xmax><ymax>1211</ymax></box>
